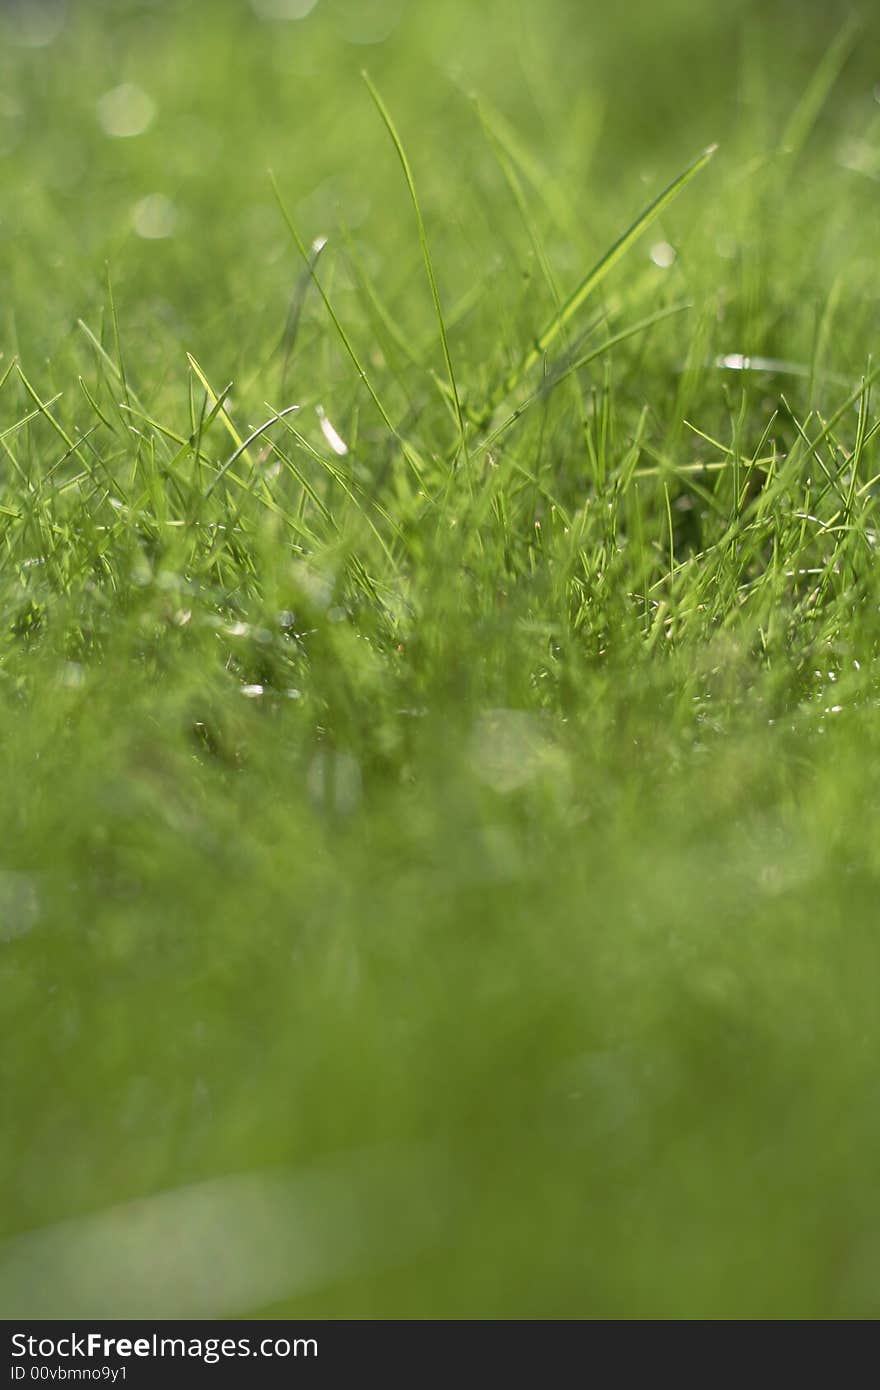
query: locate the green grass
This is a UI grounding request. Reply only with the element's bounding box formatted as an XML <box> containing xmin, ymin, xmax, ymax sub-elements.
<box><xmin>3</xmin><ymin>0</ymin><xmax>880</xmax><ymax>1318</ymax></box>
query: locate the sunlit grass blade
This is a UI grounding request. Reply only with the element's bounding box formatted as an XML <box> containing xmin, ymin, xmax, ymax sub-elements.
<box><xmin>186</xmin><ymin>354</ymin><xmax>250</xmax><ymax>461</ymax></box>
<box><xmin>489</xmin><ymin>143</ymin><xmax>718</xmax><ymax>415</ymax></box>
<box><xmin>362</xmin><ymin>72</ymin><xmax>468</xmax><ymax>466</ymax></box>
<box><xmin>268</xmin><ymin>171</ymin><xmax>429</xmax><ymax>490</ymax></box>
<box><xmin>205</xmin><ymin>405</ymin><xmax>302</xmax><ymax>498</ymax></box>
<box><xmin>475</xmin><ymin>300</ymin><xmax>690</xmax><ymax>457</ymax></box>
<box><xmin>279</xmin><ymin>233</ymin><xmax>328</xmax><ymax>385</ymax></box>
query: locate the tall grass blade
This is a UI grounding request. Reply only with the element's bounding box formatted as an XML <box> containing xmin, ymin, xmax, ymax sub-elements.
<box><xmin>362</xmin><ymin>72</ymin><xmax>468</xmax><ymax>463</ymax></box>
<box><xmin>490</xmin><ymin>143</ymin><xmax>718</xmax><ymax>414</ymax></box>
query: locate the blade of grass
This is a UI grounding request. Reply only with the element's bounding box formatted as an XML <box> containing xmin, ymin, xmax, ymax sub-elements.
<box><xmin>186</xmin><ymin>355</ymin><xmax>250</xmax><ymax>462</ymax></box>
<box><xmin>268</xmin><ymin>171</ymin><xmax>429</xmax><ymax>490</ymax></box>
<box><xmin>489</xmin><ymin>144</ymin><xmax>718</xmax><ymax>416</ymax></box>
<box><xmin>474</xmin><ymin>301</ymin><xmax>690</xmax><ymax>459</ymax></box>
<box><xmin>779</xmin><ymin>15</ymin><xmax>858</xmax><ymax>159</ymax></box>
<box><xmin>205</xmin><ymin>405</ymin><xmax>302</xmax><ymax>498</ymax></box>
<box><xmin>362</xmin><ymin>72</ymin><xmax>468</xmax><ymax>467</ymax></box>
<box><xmin>280</xmin><ymin>234</ymin><xmax>328</xmax><ymax>386</ymax></box>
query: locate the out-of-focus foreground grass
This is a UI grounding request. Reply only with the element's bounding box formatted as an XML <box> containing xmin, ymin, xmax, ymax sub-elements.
<box><xmin>2</xmin><ymin>0</ymin><xmax>880</xmax><ymax>1317</ymax></box>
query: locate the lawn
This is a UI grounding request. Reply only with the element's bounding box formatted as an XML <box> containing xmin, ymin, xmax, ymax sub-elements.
<box><xmin>2</xmin><ymin>0</ymin><xmax>880</xmax><ymax>1318</ymax></box>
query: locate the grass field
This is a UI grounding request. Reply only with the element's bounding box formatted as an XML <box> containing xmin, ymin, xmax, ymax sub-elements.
<box><xmin>2</xmin><ymin>0</ymin><xmax>880</xmax><ymax>1318</ymax></box>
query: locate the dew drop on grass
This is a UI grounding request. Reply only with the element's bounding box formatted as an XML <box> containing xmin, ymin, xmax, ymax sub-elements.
<box><xmin>131</xmin><ymin>194</ymin><xmax>177</xmax><ymax>240</ymax></box>
<box><xmin>470</xmin><ymin>710</ymin><xmax>568</xmax><ymax>795</ymax></box>
<box><xmin>58</xmin><ymin>662</ymin><xmax>85</xmax><ymax>689</ymax></box>
<box><xmin>837</xmin><ymin>137</ymin><xmax>879</xmax><ymax>176</ymax></box>
<box><xmin>97</xmin><ymin>84</ymin><xmax>156</xmax><ymax>139</ymax></box>
<box><xmin>3</xmin><ymin>0</ymin><xmax>68</xmax><ymax>49</ymax></box>
<box><xmin>649</xmin><ymin>240</ymin><xmax>676</xmax><ymax>269</ymax></box>
<box><xmin>317</xmin><ymin>406</ymin><xmax>349</xmax><ymax>457</ymax></box>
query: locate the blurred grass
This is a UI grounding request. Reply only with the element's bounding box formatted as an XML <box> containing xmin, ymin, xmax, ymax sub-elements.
<box><xmin>2</xmin><ymin>0</ymin><xmax>880</xmax><ymax>1318</ymax></box>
